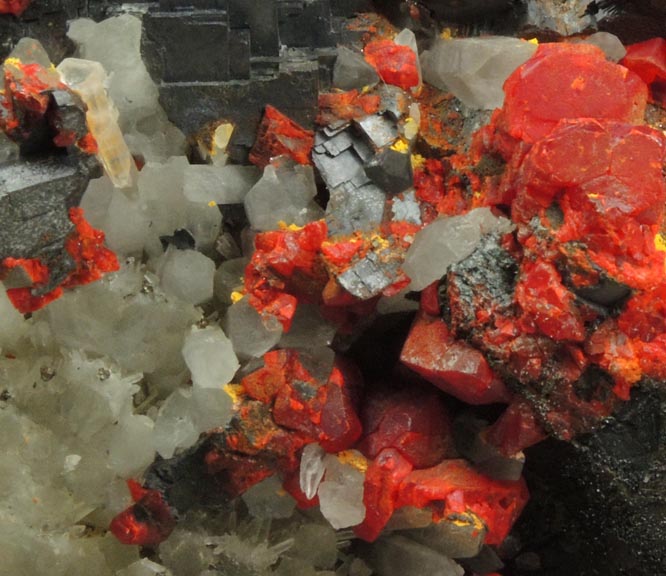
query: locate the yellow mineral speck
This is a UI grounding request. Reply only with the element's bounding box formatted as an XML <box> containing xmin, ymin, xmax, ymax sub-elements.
<box><xmin>208</xmin><ymin>200</ymin><xmax>217</xmax><ymax>207</ymax></box>
<box><xmin>411</xmin><ymin>153</ymin><xmax>426</xmax><ymax>170</ymax></box>
<box><xmin>57</xmin><ymin>58</ymin><xmax>133</xmax><ymax>189</ymax></box>
<box><xmin>224</xmin><ymin>383</ymin><xmax>245</xmax><ymax>404</ymax></box>
<box><xmin>337</xmin><ymin>450</ymin><xmax>368</xmax><ymax>473</ymax></box>
<box><xmin>390</xmin><ymin>138</ymin><xmax>410</xmax><ymax>153</ymax></box>
<box><xmin>230</xmin><ymin>291</ymin><xmax>244</xmax><ymax>303</ymax></box>
<box><xmin>440</xmin><ymin>28</ymin><xmax>452</xmax><ymax>40</ymax></box>
<box><xmin>655</xmin><ymin>233</ymin><xmax>666</xmax><ymax>252</ymax></box>
<box><xmin>527</xmin><ymin>38</ymin><xmax>539</xmax><ymax>45</ymax></box>
<box><xmin>278</xmin><ymin>221</ymin><xmax>304</xmax><ymax>231</ymax></box>
<box><xmin>213</xmin><ymin>122</ymin><xmax>234</xmax><ymax>153</ymax></box>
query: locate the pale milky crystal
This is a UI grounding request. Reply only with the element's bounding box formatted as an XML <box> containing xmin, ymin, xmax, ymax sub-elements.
<box><xmin>421</xmin><ymin>37</ymin><xmax>537</xmax><ymax>109</ymax></box>
<box><xmin>579</xmin><ymin>31</ymin><xmax>626</xmax><ymax>62</ymax></box>
<box><xmin>117</xmin><ymin>558</ymin><xmax>173</xmax><ymax>576</ymax></box>
<box><xmin>317</xmin><ymin>453</ymin><xmax>366</xmax><ymax>529</ymax></box>
<box><xmin>182</xmin><ymin>325</ymin><xmax>239</xmax><ymax>389</ymax></box>
<box><xmin>153</xmin><ymin>388</ymin><xmax>199</xmax><ymax>459</ymax></box>
<box><xmin>0</xmin><ymin>284</ymin><xmax>27</xmax><ymax>349</ymax></box>
<box><xmin>372</xmin><ymin>535</ymin><xmax>464</xmax><ymax>576</ymax></box>
<box><xmin>223</xmin><ymin>296</ymin><xmax>283</xmax><ymax>360</ymax></box>
<box><xmin>403</xmin><ymin>207</ymin><xmax>513</xmax><ymax>291</ymax></box>
<box><xmin>108</xmin><ymin>414</ymin><xmax>155</xmax><ymax>477</ymax></box>
<box><xmin>57</xmin><ymin>58</ymin><xmax>133</xmax><ymax>188</ymax></box>
<box><xmin>157</xmin><ymin>247</ymin><xmax>215</xmax><ymax>305</ymax></box>
<box><xmin>190</xmin><ymin>386</ymin><xmax>234</xmax><ymax>432</ymax></box>
<box><xmin>183</xmin><ymin>164</ymin><xmax>260</xmax><ymax>205</ymax></box>
<box><xmin>244</xmin><ymin>158</ymin><xmax>323</xmax><ymax>230</ymax></box>
<box><xmin>242</xmin><ymin>475</ymin><xmax>297</xmax><ymax>519</ymax></box>
<box><xmin>10</xmin><ymin>37</ymin><xmax>52</xmax><ymax>67</ymax></box>
<box><xmin>158</xmin><ymin>528</ymin><xmax>216</xmax><ymax>576</ymax></box>
<box><xmin>299</xmin><ymin>443</ymin><xmax>327</xmax><ymax>500</ymax></box>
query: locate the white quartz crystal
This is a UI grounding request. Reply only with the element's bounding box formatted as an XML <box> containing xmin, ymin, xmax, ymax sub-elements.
<box><xmin>213</xmin><ymin>258</ymin><xmax>248</xmax><ymax>306</ymax></box>
<box><xmin>157</xmin><ymin>247</ymin><xmax>215</xmax><ymax>305</ymax></box>
<box><xmin>579</xmin><ymin>31</ymin><xmax>626</xmax><ymax>62</ymax></box>
<box><xmin>153</xmin><ymin>388</ymin><xmax>200</xmax><ymax>458</ymax></box>
<box><xmin>421</xmin><ymin>37</ymin><xmax>537</xmax><ymax>109</ymax></box>
<box><xmin>403</xmin><ymin>207</ymin><xmax>513</xmax><ymax>290</ymax></box>
<box><xmin>317</xmin><ymin>452</ymin><xmax>367</xmax><ymax>529</ymax></box>
<box><xmin>183</xmin><ymin>164</ymin><xmax>260</xmax><ymax>205</ymax></box>
<box><xmin>182</xmin><ymin>325</ymin><xmax>239</xmax><ymax>389</ymax></box>
<box><xmin>223</xmin><ymin>296</ymin><xmax>283</xmax><ymax>360</ymax></box>
<box><xmin>244</xmin><ymin>158</ymin><xmax>323</xmax><ymax>230</ymax></box>
<box><xmin>0</xmin><ymin>284</ymin><xmax>28</xmax><ymax>349</ymax></box>
<box><xmin>299</xmin><ymin>443</ymin><xmax>327</xmax><ymax>500</ymax></box>
<box><xmin>108</xmin><ymin>414</ymin><xmax>155</xmax><ymax>477</ymax></box>
<box><xmin>117</xmin><ymin>558</ymin><xmax>173</xmax><ymax>576</ymax></box>
<box><xmin>395</xmin><ymin>28</ymin><xmax>421</xmax><ymax>89</ymax></box>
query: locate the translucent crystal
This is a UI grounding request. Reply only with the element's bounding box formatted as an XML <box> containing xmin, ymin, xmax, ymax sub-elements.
<box><xmin>183</xmin><ymin>164</ymin><xmax>260</xmax><ymax>205</ymax></box>
<box><xmin>182</xmin><ymin>325</ymin><xmax>239</xmax><ymax>389</ymax></box>
<box><xmin>242</xmin><ymin>475</ymin><xmax>297</xmax><ymax>519</ymax></box>
<box><xmin>117</xmin><ymin>558</ymin><xmax>173</xmax><ymax>576</ymax></box>
<box><xmin>403</xmin><ymin>207</ymin><xmax>513</xmax><ymax>291</ymax></box>
<box><xmin>333</xmin><ymin>46</ymin><xmax>380</xmax><ymax>91</ymax></box>
<box><xmin>317</xmin><ymin>453</ymin><xmax>366</xmax><ymax>529</ymax></box>
<box><xmin>244</xmin><ymin>158</ymin><xmax>323</xmax><ymax>231</ymax></box>
<box><xmin>57</xmin><ymin>58</ymin><xmax>134</xmax><ymax>188</ymax></box>
<box><xmin>108</xmin><ymin>414</ymin><xmax>155</xmax><ymax>477</ymax></box>
<box><xmin>213</xmin><ymin>258</ymin><xmax>248</xmax><ymax>306</ymax></box>
<box><xmin>371</xmin><ymin>535</ymin><xmax>464</xmax><ymax>576</ymax></box>
<box><xmin>190</xmin><ymin>386</ymin><xmax>234</xmax><ymax>432</ymax></box>
<box><xmin>421</xmin><ymin>37</ymin><xmax>537</xmax><ymax>109</ymax></box>
<box><xmin>153</xmin><ymin>388</ymin><xmax>199</xmax><ymax>459</ymax></box>
<box><xmin>158</xmin><ymin>528</ymin><xmax>216</xmax><ymax>576</ymax></box>
<box><xmin>223</xmin><ymin>297</ymin><xmax>283</xmax><ymax>361</ymax></box>
<box><xmin>10</xmin><ymin>37</ymin><xmax>52</xmax><ymax>67</ymax></box>
<box><xmin>299</xmin><ymin>443</ymin><xmax>327</xmax><ymax>500</ymax></box>
<box><xmin>579</xmin><ymin>31</ymin><xmax>626</xmax><ymax>62</ymax></box>
<box><xmin>0</xmin><ymin>283</ymin><xmax>28</xmax><ymax>349</ymax></box>
<box><xmin>157</xmin><ymin>247</ymin><xmax>215</xmax><ymax>305</ymax></box>
<box><xmin>395</xmin><ymin>29</ymin><xmax>421</xmax><ymax>89</ymax></box>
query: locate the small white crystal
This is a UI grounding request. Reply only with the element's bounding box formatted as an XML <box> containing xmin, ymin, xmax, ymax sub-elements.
<box><xmin>153</xmin><ymin>388</ymin><xmax>199</xmax><ymax>459</ymax></box>
<box><xmin>421</xmin><ymin>37</ymin><xmax>537</xmax><ymax>109</ymax></box>
<box><xmin>182</xmin><ymin>325</ymin><xmax>239</xmax><ymax>389</ymax></box>
<box><xmin>299</xmin><ymin>443</ymin><xmax>326</xmax><ymax>500</ymax></box>
<box><xmin>403</xmin><ymin>207</ymin><xmax>513</xmax><ymax>291</ymax></box>
<box><xmin>63</xmin><ymin>454</ymin><xmax>82</xmax><ymax>473</ymax></box>
<box><xmin>242</xmin><ymin>475</ymin><xmax>297</xmax><ymax>519</ymax></box>
<box><xmin>244</xmin><ymin>158</ymin><xmax>323</xmax><ymax>230</ymax></box>
<box><xmin>157</xmin><ymin>247</ymin><xmax>215</xmax><ymax>305</ymax></box>
<box><xmin>395</xmin><ymin>28</ymin><xmax>421</xmax><ymax>90</ymax></box>
<box><xmin>108</xmin><ymin>414</ymin><xmax>155</xmax><ymax>477</ymax></box>
<box><xmin>183</xmin><ymin>164</ymin><xmax>260</xmax><ymax>205</ymax></box>
<box><xmin>223</xmin><ymin>297</ymin><xmax>282</xmax><ymax>361</ymax></box>
<box><xmin>317</xmin><ymin>453</ymin><xmax>366</xmax><ymax>529</ymax></box>
<box><xmin>579</xmin><ymin>31</ymin><xmax>626</xmax><ymax>62</ymax></box>
<box><xmin>287</xmin><ymin>523</ymin><xmax>338</xmax><ymax>570</ymax></box>
<box><xmin>117</xmin><ymin>558</ymin><xmax>172</xmax><ymax>576</ymax></box>
<box><xmin>190</xmin><ymin>386</ymin><xmax>234</xmax><ymax>432</ymax></box>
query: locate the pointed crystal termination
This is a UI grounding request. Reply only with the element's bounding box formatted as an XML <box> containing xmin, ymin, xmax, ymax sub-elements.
<box><xmin>57</xmin><ymin>58</ymin><xmax>133</xmax><ymax>189</ymax></box>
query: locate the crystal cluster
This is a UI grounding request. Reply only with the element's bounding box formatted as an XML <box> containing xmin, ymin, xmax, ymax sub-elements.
<box><xmin>2</xmin><ymin>5</ymin><xmax>666</xmax><ymax>576</ymax></box>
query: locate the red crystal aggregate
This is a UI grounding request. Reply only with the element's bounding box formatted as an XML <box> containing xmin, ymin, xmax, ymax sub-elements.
<box><xmin>364</xmin><ymin>39</ymin><xmax>420</xmax><ymax>90</ymax></box>
<box><xmin>249</xmin><ymin>104</ymin><xmax>314</xmax><ymax>168</ymax></box>
<box><xmin>0</xmin><ymin>0</ymin><xmax>30</xmax><ymax>16</ymax></box>
<box><xmin>3</xmin><ymin>208</ymin><xmax>119</xmax><ymax>313</ymax></box>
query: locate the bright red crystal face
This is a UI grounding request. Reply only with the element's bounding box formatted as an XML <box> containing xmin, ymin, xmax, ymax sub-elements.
<box><xmin>499</xmin><ymin>43</ymin><xmax>647</xmax><ymax>146</ymax></box>
<box><xmin>364</xmin><ymin>40</ymin><xmax>419</xmax><ymax>90</ymax></box>
<box><xmin>249</xmin><ymin>105</ymin><xmax>315</xmax><ymax>168</ymax></box>
<box><xmin>358</xmin><ymin>390</ymin><xmax>454</xmax><ymax>468</ymax></box>
<box><xmin>0</xmin><ymin>0</ymin><xmax>30</xmax><ymax>16</ymax></box>
<box><xmin>621</xmin><ymin>38</ymin><xmax>666</xmax><ymax>87</ymax></box>
<box><xmin>401</xmin><ymin>312</ymin><xmax>511</xmax><ymax>405</ymax></box>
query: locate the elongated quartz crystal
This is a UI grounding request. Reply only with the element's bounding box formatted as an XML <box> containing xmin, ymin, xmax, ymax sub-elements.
<box><xmin>57</xmin><ymin>58</ymin><xmax>133</xmax><ymax>188</ymax></box>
